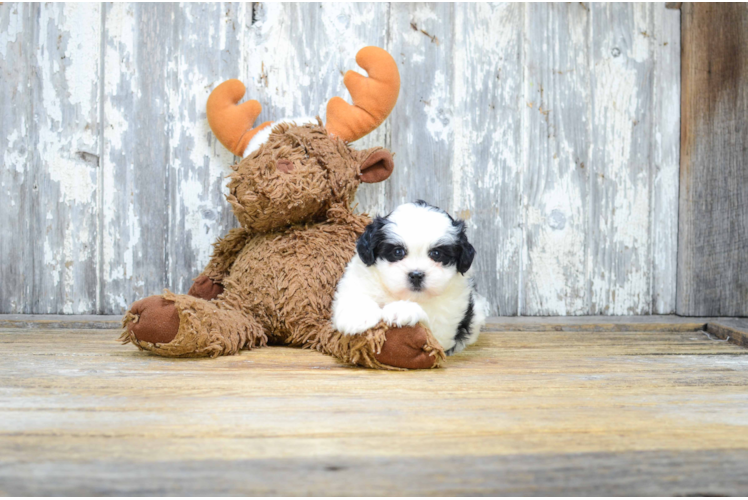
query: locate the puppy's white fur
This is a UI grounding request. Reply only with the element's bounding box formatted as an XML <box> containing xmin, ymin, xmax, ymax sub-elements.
<box><xmin>332</xmin><ymin>202</ymin><xmax>487</xmax><ymax>354</ymax></box>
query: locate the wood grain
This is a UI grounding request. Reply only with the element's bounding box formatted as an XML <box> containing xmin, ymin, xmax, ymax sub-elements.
<box><xmin>522</xmin><ymin>2</ymin><xmax>591</xmax><ymax>315</ymax></box>
<box><xmin>0</xmin><ymin>4</ymin><xmax>33</xmax><ymax>314</ymax></box>
<box><xmin>452</xmin><ymin>3</ymin><xmax>523</xmax><ymax>315</ymax></box>
<box><xmin>0</xmin><ymin>4</ymin><xmax>101</xmax><ymax>314</ymax></box>
<box><xmin>706</xmin><ymin>319</ymin><xmax>748</xmax><ymax>347</ymax></box>
<box><xmin>588</xmin><ymin>3</ymin><xmax>656</xmax><ymax>315</ymax></box>
<box><xmin>1</xmin><ymin>324</ymin><xmax>747</xmax><ymax>495</ymax></box>
<box><xmin>0</xmin><ymin>3</ymin><xmax>682</xmax><ymax>316</ymax></box>
<box><xmin>1</xmin><ymin>451</ymin><xmax>747</xmax><ymax>496</ymax></box>
<box><xmin>677</xmin><ymin>3</ymin><xmax>748</xmax><ymax>316</ymax></box>
<box><xmin>101</xmin><ymin>3</ymin><xmax>174</xmax><ymax>313</ymax></box>
<box><xmin>651</xmin><ymin>4</ymin><xmax>681</xmax><ymax>314</ymax></box>
<box><xmin>36</xmin><ymin>5</ymin><xmax>102</xmax><ymax>315</ymax></box>
<box><xmin>387</xmin><ymin>2</ymin><xmax>455</xmax><ymax>211</ymax></box>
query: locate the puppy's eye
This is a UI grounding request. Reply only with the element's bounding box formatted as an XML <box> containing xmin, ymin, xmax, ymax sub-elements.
<box><xmin>428</xmin><ymin>249</ymin><xmax>441</xmax><ymax>260</ymax></box>
<box><xmin>381</xmin><ymin>243</ymin><xmax>407</xmax><ymax>262</ymax></box>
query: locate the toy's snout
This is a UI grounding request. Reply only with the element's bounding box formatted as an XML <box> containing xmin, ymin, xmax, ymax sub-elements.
<box><xmin>276</xmin><ymin>159</ymin><xmax>294</xmax><ymax>174</ymax></box>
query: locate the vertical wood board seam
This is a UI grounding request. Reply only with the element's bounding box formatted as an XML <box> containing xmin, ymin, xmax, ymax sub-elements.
<box><xmin>96</xmin><ymin>3</ymin><xmax>106</xmax><ymax>313</ymax></box>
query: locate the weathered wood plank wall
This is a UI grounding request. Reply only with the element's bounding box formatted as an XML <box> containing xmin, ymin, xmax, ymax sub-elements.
<box><xmin>0</xmin><ymin>3</ymin><xmax>681</xmax><ymax>316</ymax></box>
<box><xmin>677</xmin><ymin>3</ymin><xmax>748</xmax><ymax>316</ymax></box>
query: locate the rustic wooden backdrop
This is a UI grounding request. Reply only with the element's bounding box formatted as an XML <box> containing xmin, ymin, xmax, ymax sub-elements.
<box><xmin>678</xmin><ymin>3</ymin><xmax>748</xmax><ymax>317</ymax></box>
<box><xmin>0</xmin><ymin>3</ymin><xmax>681</xmax><ymax>316</ymax></box>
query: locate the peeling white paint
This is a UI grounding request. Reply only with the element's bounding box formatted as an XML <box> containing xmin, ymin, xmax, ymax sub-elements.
<box><xmin>586</xmin><ymin>2</ymin><xmax>658</xmax><ymax>315</ymax></box>
<box><xmin>4</xmin><ymin>130</ymin><xmax>26</xmax><ymax>175</ymax></box>
<box><xmin>424</xmin><ymin>70</ymin><xmax>451</xmax><ymax>143</ymax></box>
<box><xmin>101</xmin><ymin>2</ymin><xmax>143</xmax><ymax>311</ymax></box>
<box><xmin>46</xmin><ymin>160</ymin><xmax>97</xmax><ymax>205</ymax></box>
<box><xmin>38</xmin><ymin>4</ymin><xmax>99</xmax><ymax>206</ymax></box>
<box><xmin>23</xmin><ymin>4</ymin><xmax>101</xmax><ymax>314</ymax></box>
<box><xmin>0</xmin><ymin>5</ymin><xmax>24</xmax><ymax>50</ymax></box>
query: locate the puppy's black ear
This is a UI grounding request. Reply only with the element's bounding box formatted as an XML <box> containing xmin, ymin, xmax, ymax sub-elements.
<box><xmin>453</xmin><ymin>219</ymin><xmax>476</xmax><ymax>274</ymax></box>
<box><xmin>457</xmin><ymin>240</ymin><xmax>476</xmax><ymax>274</ymax></box>
<box><xmin>357</xmin><ymin>216</ymin><xmax>388</xmax><ymax>266</ymax></box>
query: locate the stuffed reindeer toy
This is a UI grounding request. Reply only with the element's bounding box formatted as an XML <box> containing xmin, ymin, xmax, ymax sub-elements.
<box><xmin>120</xmin><ymin>47</ymin><xmax>445</xmax><ymax>369</ymax></box>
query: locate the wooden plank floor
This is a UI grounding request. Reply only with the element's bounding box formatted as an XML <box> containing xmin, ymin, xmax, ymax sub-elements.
<box><xmin>1</xmin><ymin>318</ymin><xmax>748</xmax><ymax>495</ymax></box>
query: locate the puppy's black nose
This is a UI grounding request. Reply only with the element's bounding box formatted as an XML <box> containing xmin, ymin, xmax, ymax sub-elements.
<box><xmin>408</xmin><ymin>270</ymin><xmax>426</xmax><ymax>289</ymax></box>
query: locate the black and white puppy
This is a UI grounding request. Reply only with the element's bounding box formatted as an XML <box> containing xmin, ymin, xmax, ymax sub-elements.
<box><xmin>332</xmin><ymin>201</ymin><xmax>487</xmax><ymax>355</ymax></box>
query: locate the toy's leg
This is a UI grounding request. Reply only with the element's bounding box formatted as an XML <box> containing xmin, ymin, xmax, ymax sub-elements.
<box><xmin>320</xmin><ymin>321</ymin><xmax>445</xmax><ymax>370</ymax></box>
<box><xmin>120</xmin><ymin>291</ymin><xmax>266</xmax><ymax>358</ymax></box>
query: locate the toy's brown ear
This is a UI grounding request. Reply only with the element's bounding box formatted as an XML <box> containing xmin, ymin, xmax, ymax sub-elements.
<box><xmin>359</xmin><ymin>149</ymin><xmax>394</xmax><ymax>184</ymax></box>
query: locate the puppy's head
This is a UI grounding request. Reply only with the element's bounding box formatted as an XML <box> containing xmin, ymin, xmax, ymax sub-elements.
<box><xmin>356</xmin><ymin>201</ymin><xmax>476</xmax><ymax>300</ymax></box>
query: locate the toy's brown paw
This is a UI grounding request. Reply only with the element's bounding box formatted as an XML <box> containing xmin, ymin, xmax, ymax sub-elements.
<box><xmin>188</xmin><ymin>274</ymin><xmax>224</xmax><ymax>301</ymax></box>
<box><xmin>126</xmin><ymin>296</ymin><xmax>180</xmax><ymax>344</ymax></box>
<box><xmin>375</xmin><ymin>324</ymin><xmax>441</xmax><ymax>369</ymax></box>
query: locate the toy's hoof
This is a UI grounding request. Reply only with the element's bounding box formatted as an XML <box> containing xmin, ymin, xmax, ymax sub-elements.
<box><xmin>375</xmin><ymin>324</ymin><xmax>440</xmax><ymax>369</ymax></box>
<box><xmin>188</xmin><ymin>274</ymin><xmax>224</xmax><ymax>301</ymax></box>
<box><xmin>126</xmin><ymin>296</ymin><xmax>180</xmax><ymax>344</ymax></box>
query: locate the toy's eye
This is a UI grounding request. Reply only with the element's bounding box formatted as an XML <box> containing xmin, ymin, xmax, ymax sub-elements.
<box><xmin>429</xmin><ymin>249</ymin><xmax>441</xmax><ymax>260</ymax></box>
<box><xmin>393</xmin><ymin>247</ymin><xmax>406</xmax><ymax>259</ymax></box>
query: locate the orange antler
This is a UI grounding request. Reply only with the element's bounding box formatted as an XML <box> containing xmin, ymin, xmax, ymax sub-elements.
<box><xmin>206</xmin><ymin>79</ymin><xmax>272</xmax><ymax>157</ymax></box>
<box><xmin>326</xmin><ymin>46</ymin><xmax>400</xmax><ymax>143</ymax></box>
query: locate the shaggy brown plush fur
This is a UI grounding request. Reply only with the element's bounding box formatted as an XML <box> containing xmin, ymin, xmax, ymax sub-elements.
<box><xmin>120</xmin><ymin>121</ymin><xmax>445</xmax><ymax>369</ymax></box>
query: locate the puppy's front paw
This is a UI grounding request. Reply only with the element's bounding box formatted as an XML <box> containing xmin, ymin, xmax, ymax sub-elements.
<box><xmin>382</xmin><ymin>301</ymin><xmax>427</xmax><ymax>327</ymax></box>
<box><xmin>333</xmin><ymin>303</ymin><xmax>383</xmax><ymax>335</ymax></box>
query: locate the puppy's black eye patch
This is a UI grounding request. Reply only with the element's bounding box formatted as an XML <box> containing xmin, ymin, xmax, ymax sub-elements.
<box><xmin>380</xmin><ymin>243</ymin><xmax>407</xmax><ymax>262</ymax></box>
<box><xmin>429</xmin><ymin>245</ymin><xmax>459</xmax><ymax>266</ymax></box>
